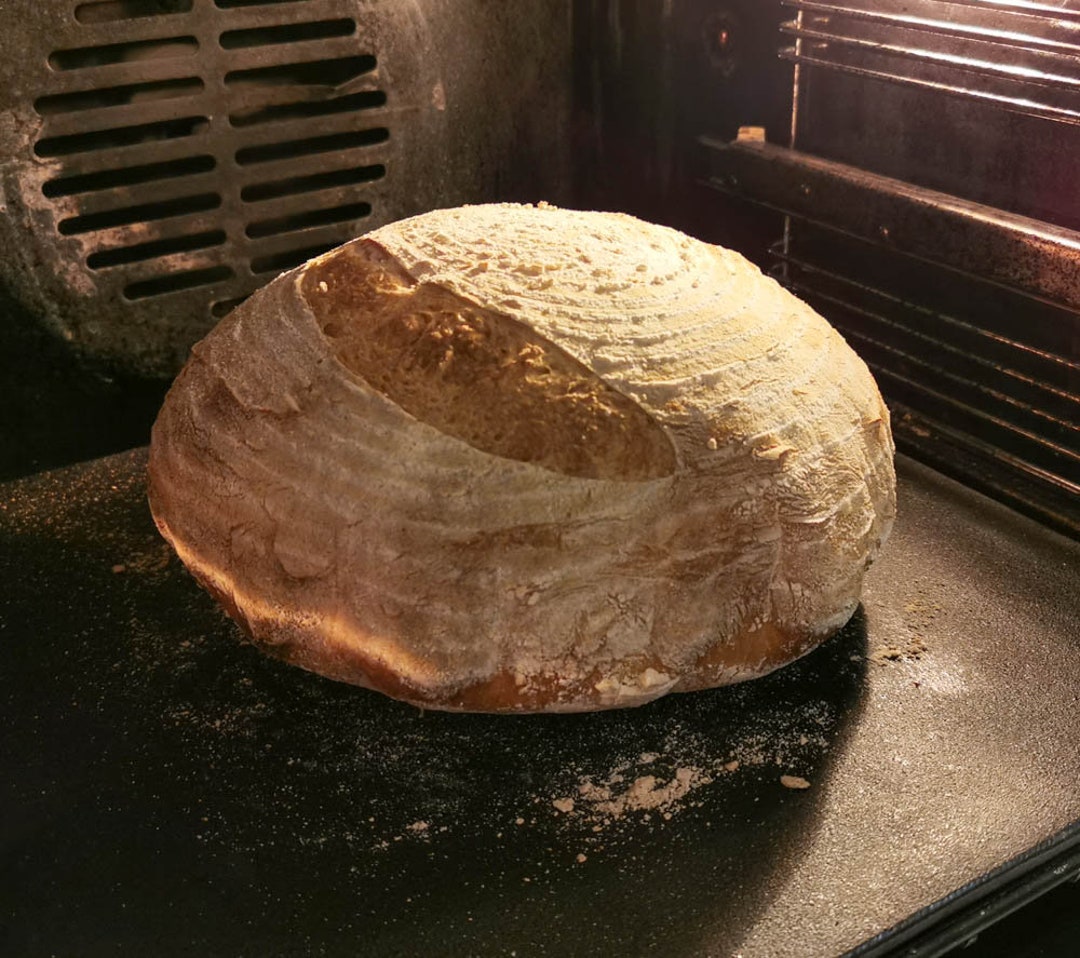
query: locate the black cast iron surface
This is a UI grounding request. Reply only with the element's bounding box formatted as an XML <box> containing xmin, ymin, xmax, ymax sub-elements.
<box><xmin>1</xmin><ymin>449</ymin><xmax>1078</xmax><ymax>957</ymax></box>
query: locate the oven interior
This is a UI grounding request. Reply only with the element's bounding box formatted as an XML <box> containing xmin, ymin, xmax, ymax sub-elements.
<box><xmin>2</xmin><ymin>0</ymin><xmax>1075</xmax><ymax>542</ymax></box>
<box><xmin>1</xmin><ymin>2</ymin><xmax>1078</xmax><ymax>955</ymax></box>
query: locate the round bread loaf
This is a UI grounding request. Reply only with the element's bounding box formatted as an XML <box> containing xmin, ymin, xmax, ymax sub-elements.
<box><xmin>148</xmin><ymin>203</ymin><xmax>896</xmax><ymax>712</ymax></box>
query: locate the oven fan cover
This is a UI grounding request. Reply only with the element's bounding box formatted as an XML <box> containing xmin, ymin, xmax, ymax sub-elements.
<box><xmin>0</xmin><ymin>0</ymin><xmax>444</xmax><ymax>378</ymax></box>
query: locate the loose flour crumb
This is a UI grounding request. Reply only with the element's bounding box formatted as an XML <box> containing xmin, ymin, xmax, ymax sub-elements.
<box><xmin>871</xmin><ymin>636</ymin><xmax>928</xmax><ymax>665</ymax></box>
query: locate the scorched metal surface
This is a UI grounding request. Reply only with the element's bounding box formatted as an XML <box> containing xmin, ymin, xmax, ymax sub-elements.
<box><xmin>1</xmin><ymin>449</ymin><xmax>1078</xmax><ymax>957</ymax></box>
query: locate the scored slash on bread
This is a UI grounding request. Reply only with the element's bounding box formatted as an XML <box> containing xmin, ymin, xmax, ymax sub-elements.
<box><xmin>148</xmin><ymin>203</ymin><xmax>896</xmax><ymax>712</ymax></box>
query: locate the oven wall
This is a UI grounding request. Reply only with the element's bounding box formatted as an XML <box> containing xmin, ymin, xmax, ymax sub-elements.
<box><xmin>571</xmin><ymin>0</ymin><xmax>791</xmax><ymax>257</ymax></box>
<box><xmin>0</xmin><ymin>0</ymin><xmax>574</xmax><ymax>480</ymax></box>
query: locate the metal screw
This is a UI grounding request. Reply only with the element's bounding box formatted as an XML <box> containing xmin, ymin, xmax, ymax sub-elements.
<box><xmin>703</xmin><ymin>11</ymin><xmax>740</xmax><ymax>76</ymax></box>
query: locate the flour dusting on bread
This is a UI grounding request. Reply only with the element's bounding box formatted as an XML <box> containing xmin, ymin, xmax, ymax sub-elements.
<box><xmin>147</xmin><ymin>203</ymin><xmax>896</xmax><ymax>712</ymax></box>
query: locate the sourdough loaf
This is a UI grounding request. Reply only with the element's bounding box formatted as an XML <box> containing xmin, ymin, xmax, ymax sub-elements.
<box><xmin>147</xmin><ymin>203</ymin><xmax>896</xmax><ymax>712</ymax></box>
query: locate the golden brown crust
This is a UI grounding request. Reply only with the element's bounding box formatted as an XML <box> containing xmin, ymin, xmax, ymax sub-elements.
<box><xmin>188</xmin><ymin>550</ymin><xmax>818</xmax><ymax>713</ymax></box>
<box><xmin>147</xmin><ymin>203</ymin><xmax>896</xmax><ymax>713</ymax></box>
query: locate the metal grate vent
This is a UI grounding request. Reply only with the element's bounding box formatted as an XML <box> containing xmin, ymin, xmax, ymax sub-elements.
<box><xmin>30</xmin><ymin>0</ymin><xmax>390</xmax><ymax>322</ymax></box>
<box><xmin>0</xmin><ymin>0</ymin><xmax>576</xmax><ymax>477</ymax></box>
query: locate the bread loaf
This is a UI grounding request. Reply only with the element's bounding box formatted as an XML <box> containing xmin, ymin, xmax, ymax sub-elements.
<box><xmin>147</xmin><ymin>203</ymin><xmax>896</xmax><ymax>712</ymax></box>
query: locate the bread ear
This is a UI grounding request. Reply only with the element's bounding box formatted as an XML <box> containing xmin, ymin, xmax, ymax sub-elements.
<box><xmin>297</xmin><ymin>239</ymin><xmax>677</xmax><ymax>481</ymax></box>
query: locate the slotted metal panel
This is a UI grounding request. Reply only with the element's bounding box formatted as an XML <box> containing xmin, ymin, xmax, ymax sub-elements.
<box><xmin>28</xmin><ymin>0</ymin><xmax>393</xmax><ymax>324</ymax></box>
<box><xmin>5</xmin><ymin>0</ymin><xmax>585</xmax><ymax>383</ymax></box>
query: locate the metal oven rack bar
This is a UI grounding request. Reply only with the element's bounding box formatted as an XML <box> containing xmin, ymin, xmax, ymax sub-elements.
<box><xmin>779</xmin><ymin>0</ymin><xmax>1080</xmax><ymax>125</ymax></box>
<box><xmin>700</xmin><ymin>0</ymin><xmax>1080</xmax><ymax>542</ymax></box>
<box><xmin>701</xmin><ymin>136</ymin><xmax>1080</xmax><ymax>539</ymax></box>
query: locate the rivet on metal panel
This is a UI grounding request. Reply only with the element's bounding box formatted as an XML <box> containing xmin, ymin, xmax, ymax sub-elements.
<box><xmin>702</xmin><ymin>10</ymin><xmax>741</xmax><ymax>78</ymax></box>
